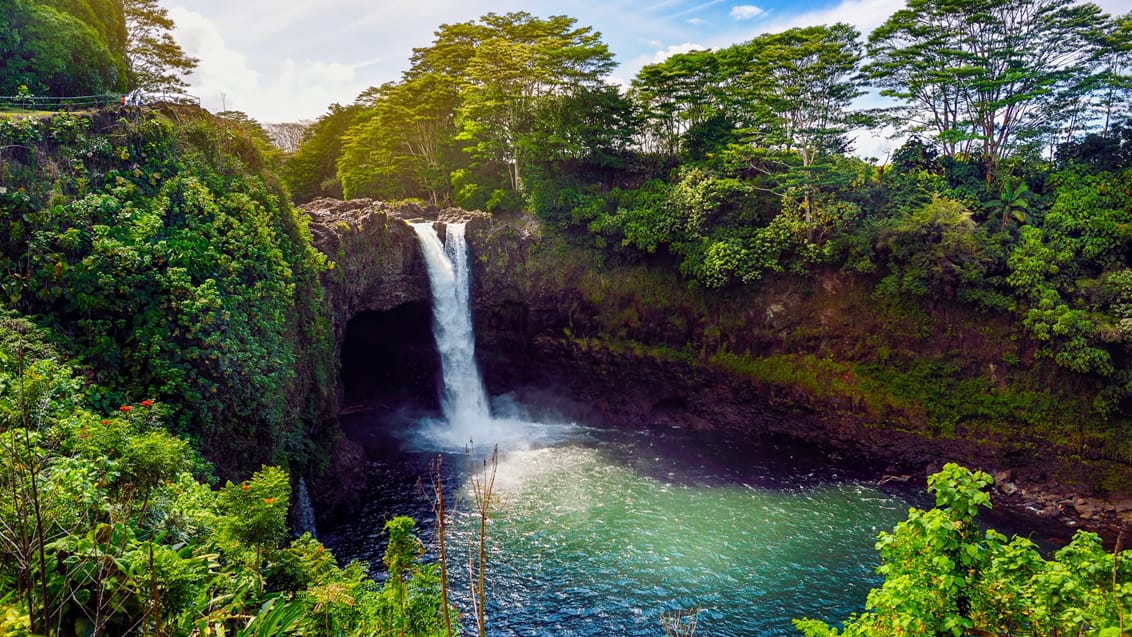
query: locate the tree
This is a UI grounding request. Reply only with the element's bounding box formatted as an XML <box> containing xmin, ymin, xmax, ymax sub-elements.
<box><xmin>1092</xmin><ymin>12</ymin><xmax>1132</xmax><ymax>137</ymax></box>
<box><xmin>986</xmin><ymin>178</ymin><xmax>1032</xmax><ymax>230</ymax></box>
<box><xmin>455</xmin><ymin>12</ymin><xmax>616</xmax><ymax>194</ymax></box>
<box><xmin>865</xmin><ymin>0</ymin><xmax>1111</xmax><ymax>171</ymax></box>
<box><xmin>521</xmin><ymin>83</ymin><xmax>637</xmax><ymax>209</ymax></box>
<box><xmin>283</xmin><ymin>103</ymin><xmax>362</xmax><ymax>202</ymax></box>
<box><xmin>0</xmin><ymin>0</ymin><xmax>128</xmax><ymax>96</ymax></box>
<box><xmin>739</xmin><ymin>23</ymin><xmax>864</xmax><ymax>168</ymax></box>
<box><xmin>725</xmin><ymin>24</ymin><xmax>864</xmax><ymax>232</ymax></box>
<box><xmin>795</xmin><ymin>464</ymin><xmax>1132</xmax><ymax>637</ymax></box>
<box><xmin>630</xmin><ymin>49</ymin><xmax>726</xmax><ymax>157</ymax></box>
<box><xmin>334</xmin><ymin>12</ymin><xmax>618</xmax><ymax>210</ymax></box>
<box><xmin>337</xmin><ymin>75</ymin><xmax>463</xmax><ymax>203</ymax></box>
<box><xmin>123</xmin><ymin>0</ymin><xmax>198</xmax><ymax>94</ymax></box>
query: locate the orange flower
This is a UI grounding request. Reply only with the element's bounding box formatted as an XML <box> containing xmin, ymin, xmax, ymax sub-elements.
<box><xmin>263</xmin><ymin>497</ymin><xmax>275</xmax><ymax>505</ymax></box>
<box><xmin>241</xmin><ymin>483</ymin><xmax>249</xmax><ymax>491</ymax></box>
<box><xmin>140</xmin><ymin>399</ymin><xmax>153</xmax><ymax>407</ymax></box>
<box><xmin>119</xmin><ymin>405</ymin><xmax>131</xmax><ymax>412</ymax></box>
<box><xmin>100</xmin><ymin>419</ymin><xmax>110</xmax><ymax>425</ymax></box>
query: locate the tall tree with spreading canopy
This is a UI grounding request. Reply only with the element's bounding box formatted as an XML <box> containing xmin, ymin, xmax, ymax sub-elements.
<box><xmin>283</xmin><ymin>103</ymin><xmax>363</xmax><ymax>202</ymax></box>
<box><xmin>331</xmin><ymin>11</ymin><xmax>618</xmax><ymax>210</ymax></box>
<box><xmin>865</xmin><ymin>0</ymin><xmax>1111</xmax><ymax>170</ymax></box>
<box><xmin>123</xmin><ymin>0</ymin><xmax>198</xmax><ymax>94</ymax></box>
<box><xmin>739</xmin><ymin>23</ymin><xmax>864</xmax><ymax>168</ymax></box>
<box><xmin>630</xmin><ymin>49</ymin><xmax>727</xmax><ymax>157</ymax></box>
<box><xmin>337</xmin><ymin>75</ymin><xmax>463</xmax><ymax>203</ymax></box>
<box><xmin>454</xmin><ymin>12</ymin><xmax>616</xmax><ymax>194</ymax></box>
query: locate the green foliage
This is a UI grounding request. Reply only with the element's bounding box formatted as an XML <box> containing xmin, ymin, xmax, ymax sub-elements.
<box><xmin>0</xmin><ymin>316</ymin><xmax>450</xmax><ymax>636</ymax></box>
<box><xmin>630</xmin><ymin>48</ymin><xmax>730</xmax><ymax>157</ymax></box>
<box><xmin>324</xmin><ymin>11</ymin><xmax>620</xmax><ymax>211</ymax></box>
<box><xmin>985</xmin><ymin>178</ymin><xmax>1032</xmax><ymax>231</ymax></box>
<box><xmin>795</xmin><ymin>464</ymin><xmax>1131</xmax><ymax>637</ymax></box>
<box><xmin>0</xmin><ymin>0</ymin><xmax>129</xmax><ymax>96</ymax></box>
<box><xmin>1057</xmin><ymin>120</ymin><xmax>1132</xmax><ymax>173</ymax></box>
<box><xmin>338</xmin><ymin>76</ymin><xmax>462</xmax><ymax>203</ymax></box>
<box><xmin>454</xmin><ymin>12</ymin><xmax>616</xmax><ymax>194</ymax></box>
<box><xmin>737</xmin><ymin>23</ymin><xmax>863</xmax><ymax>167</ymax></box>
<box><xmin>218</xmin><ymin>466</ymin><xmax>290</xmax><ymax>553</ymax></box>
<box><xmin>865</xmin><ymin>0</ymin><xmax>1110</xmax><ymax>167</ymax></box>
<box><xmin>1001</xmin><ymin>168</ymin><xmax>1132</xmax><ymax>403</ymax></box>
<box><xmin>283</xmin><ymin>103</ymin><xmax>363</xmax><ymax>202</ymax></box>
<box><xmin>876</xmin><ymin>195</ymin><xmax>991</xmax><ymax>300</ymax></box>
<box><xmin>0</xmin><ymin>110</ymin><xmax>334</xmax><ymax>471</ymax></box>
<box><xmin>123</xmin><ymin>0</ymin><xmax>198</xmax><ymax>93</ymax></box>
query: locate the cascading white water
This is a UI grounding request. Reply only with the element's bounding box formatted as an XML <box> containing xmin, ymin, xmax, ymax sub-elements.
<box><xmin>411</xmin><ymin>222</ymin><xmax>492</xmax><ymax>431</ymax></box>
<box><xmin>294</xmin><ymin>476</ymin><xmax>317</xmax><ymax>537</ymax></box>
<box><xmin>410</xmin><ymin>221</ymin><xmax>576</xmax><ymax>449</ymax></box>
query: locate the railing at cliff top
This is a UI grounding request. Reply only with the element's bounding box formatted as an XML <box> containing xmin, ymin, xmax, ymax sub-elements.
<box><xmin>0</xmin><ymin>92</ymin><xmax>200</xmax><ymax>111</ymax></box>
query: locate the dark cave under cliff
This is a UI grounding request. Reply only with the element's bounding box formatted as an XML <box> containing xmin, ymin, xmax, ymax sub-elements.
<box><xmin>338</xmin><ymin>301</ymin><xmax>440</xmax><ymax>412</ymax></box>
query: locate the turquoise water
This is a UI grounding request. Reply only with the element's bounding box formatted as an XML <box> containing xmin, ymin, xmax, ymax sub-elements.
<box><xmin>324</xmin><ymin>415</ymin><xmax>917</xmax><ymax>636</ymax></box>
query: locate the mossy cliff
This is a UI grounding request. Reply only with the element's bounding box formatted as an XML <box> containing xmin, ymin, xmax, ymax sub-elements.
<box><xmin>302</xmin><ymin>199</ymin><xmax>1130</xmax><ymax>533</ymax></box>
<box><xmin>463</xmin><ymin>215</ymin><xmax>1132</xmax><ymax>536</ymax></box>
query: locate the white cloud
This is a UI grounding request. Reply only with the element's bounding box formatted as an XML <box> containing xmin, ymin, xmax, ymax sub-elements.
<box><xmin>758</xmin><ymin>0</ymin><xmax>904</xmax><ymax>37</ymax></box>
<box><xmin>686</xmin><ymin>17</ymin><xmax>705</xmax><ymax>25</ymax></box>
<box><xmin>647</xmin><ymin>42</ymin><xmax>709</xmax><ymax>64</ymax></box>
<box><xmin>849</xmin><ymin>127</ymin><xmax>899</xmax><ymax>162</ymax></box>
<box><xmin>169</xmin><ymin>6</ymin><xmax>375</xmax><ymax>122</ymax></box>
<box><xmin>168</xmin><ymin>9</ymin><xmax>258</xmax><ymax>106</ymax></box>
<box><xmin>729</xmin><ymin>5</ymin><xmax>765</xmax><ymax>20</ymax></box>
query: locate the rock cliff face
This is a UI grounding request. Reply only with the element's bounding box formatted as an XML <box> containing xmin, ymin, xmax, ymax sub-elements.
<box><xmin>464</xmin><ymin>214</ymin><xmax>1132</xmax><ymax>538</ymax></box>
<box><xmin>306</xmin><ymin>200</ymin><xmax>1132</xmax><ymax>537</ymax></box>
<box><xmin>301</xmin><ymin>198</ymin><xmax>489</xmax><ymax>516</ymax></box>
<box><xmin>304</xmin><ymin>198</ymin><xmax>432</xmax><ymax>344</ymax></box>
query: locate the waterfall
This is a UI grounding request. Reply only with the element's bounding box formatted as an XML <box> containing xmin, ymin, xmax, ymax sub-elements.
<box><xmin>411</xmin><ymin>222</ymin><xmax>492</xmax><ymax>430</ymax></box>
<box><xmin>294</xmin><ymin>477</ymin><xmax>317</xmax><ymax>537</ymax></box>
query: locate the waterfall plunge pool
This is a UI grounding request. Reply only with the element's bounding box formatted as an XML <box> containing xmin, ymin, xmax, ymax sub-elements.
<box><xmin>320</xmin><ymin>407</ymin><xmax>928</xmax><ymax>637</ymax></box>
<box><xmin>320</xmin><ymin>221</ymin><xmax>939</xmax><ymax>635</ymax></box>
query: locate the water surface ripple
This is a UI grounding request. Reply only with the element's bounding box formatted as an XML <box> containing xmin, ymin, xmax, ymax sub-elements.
<box><xmin>323</xmin><ymin>419</ymin><xmax>915</xmax><ymax>637</ymax></box>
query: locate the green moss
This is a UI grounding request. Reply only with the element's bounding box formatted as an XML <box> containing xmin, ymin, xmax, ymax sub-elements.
<box><xmin>708</xmin><ymin>346</ymin><xmax>1132</xmax><ymax>486</ymax></box>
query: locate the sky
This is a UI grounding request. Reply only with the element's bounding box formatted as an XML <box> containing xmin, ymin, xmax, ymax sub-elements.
<box><xmin>161</xmin><ymin>0</ymin><xmax>1130</xmax><ymax>160</ymax></box>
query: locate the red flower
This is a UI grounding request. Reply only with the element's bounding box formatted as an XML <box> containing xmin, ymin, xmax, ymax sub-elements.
<box><xmin>263</xmin><ymin>497</ymin><xmax>275</xmax><ymax>505</ymax></box>
<box><xmin>140</xmin><ymin>399</ymin><xmax>153</xmax><ymax>407</ymax></box>
<box><xmin>119</xmin><ymin>405</ymin><xmax>131</xmax><ymax>412</ymax></box>
<box><xmin>241</xmin><ymin>483</ymin><xmax>249</xmax><ymax>491</ymax></box>
<box><xmin>100</xmin><ymin>419</ymin><xmax>110</xmax><ymax>425</ymax></box>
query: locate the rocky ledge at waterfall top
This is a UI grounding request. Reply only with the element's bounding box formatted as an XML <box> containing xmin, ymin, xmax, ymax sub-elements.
<box><xmin>304</xmin><ymin>198</ymin><xmax>1132</xmax><ymax>541</ymax></box>
<box><xmin>303</xmin><ymin>197</ymin><xmax>490</xmax><ymax>346</ymax></box>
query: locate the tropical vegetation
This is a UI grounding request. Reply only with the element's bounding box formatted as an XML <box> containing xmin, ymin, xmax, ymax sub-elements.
<box><xmin>1</xmin><ymin>0</ymin><xmax>195</xmax><ymax>98</ymax></box>
<box><xmin>1</xmin><ymin>0</ymin><xmax>1132</xmax><ymax>633</ymax></box>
